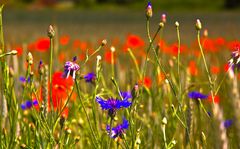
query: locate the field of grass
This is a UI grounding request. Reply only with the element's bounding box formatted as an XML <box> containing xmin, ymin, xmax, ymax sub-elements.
<box><xmin>1</xmin><ymin>3</ymin><xmax>240</xmax><ymax>149</ymax></box>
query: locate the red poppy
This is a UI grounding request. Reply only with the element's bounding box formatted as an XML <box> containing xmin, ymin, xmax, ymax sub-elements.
<box><xmin>58</xmin><ymin>52</ymin><xmax>66</xmax><ymax>62</ymax></box>
<box><xmin>35</xmin><ymin>38</ymin><xmax>50</xmax><ymax>52</ymax></box>
<box><xmin>224</xmin><ymin>63</ymin><xmax>230</xmax><ymax>72</ymax></box>
<box><xmin>72</xmin><ymin>39</ymin><xmax>81</xmax><ymax>50</ymax></box>
<box><xmin>139</xmin><ymin>76</ymin><xmax>152</xmax><ymax>88</ymax></box>
<box><xmin>208</xmin><ymin>95</ymin><xmax>220</xmax><ymax>104</ymax></box>
<box><xmin>126</xmin><ymin>34</ymin><xmax>145</xmax><ymax>49</ymax></box>
<box><xmin>15</xmin><ymin>46</ymin><xmax>23</xmax><ymax>56</ymax></box>
<box><xmin>211</xmin><ymin>66</ymin><xmax>220</xmax><ymax>74</ymax></box>
<box><xmin>227</xmin><ymin>40</ymin><xmax>240</xmax><ymax>51</ymax></box>
<box><xmin>60</xmin><ymin>35</ymin><xmax>70</xmax><ymax>46</ymax></box>
<box><xmin>188</xmin><ymin>61</ymin><xmax>198</xmax><ymax>76</ymax></box>
<box><xmin>104</xmin><ymin>51</ymin><xmax>115</xmax><ymax>64</ymax></box>
<box><xmin>169</xmin><ymin>43</ymin><xmax>187</xmax><ymax>55</ymax></box>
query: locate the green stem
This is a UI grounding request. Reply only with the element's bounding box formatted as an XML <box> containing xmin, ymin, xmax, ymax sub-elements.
<box><xmin>75</xmin><ymin>79</ymin><xmax>99</xmax><ymax>148</ymax></box>
<box><xmin>176</xmin><ymin>25</ymin><xmax>182</xmax><ymax>100</ymax></box>
<box><xmin>49</xmin><ymin>37</ymin><xmax>54</xmax><ymax>110</ymax></box>
<box><xmin>107</xmin><ymin>118</ymin><xmax>113</xmax><ymax>149</ymax></box>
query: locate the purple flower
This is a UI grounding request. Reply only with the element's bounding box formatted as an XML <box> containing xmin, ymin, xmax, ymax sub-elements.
<box><xmin>63</xmin><ymin>56</ymin><xmax>80</xmax><ymax>79</ymax></box>
<box><xmin>19</xmin><ymin>76</ymin><xmax>30</xmax><ymax>83</ymax></box>
<box><xmin>25</xmin><ymin>100</ymin><xmax>33</xmax><ymax>108</ymax></box>
<box><xmin>224</xmin><ymin>120</ymin><xmax>233</xmax><ymax>128</ymax></box>
<box><xmin>228</xmin><ymin>47</ymin><xmax>240</xmax><ymax>71</ymax></box>
<box><xmin>106</xmin><ymin>118</ymin><xmax>129</xmax><ymax>139</ymax></box>
<box><xmin>188</xmin><ymin>91</ymin><xmax>208</xmax><ymax>100</ymax></box>
<box><xmin>20</xmin><ymin>100</ymin><xmax>38</xmax><ymax>110</ymax></box>
<box><xmin>96</xmin><ymin>97</ymin><xmax>131</xmax><ymax>118</ymax></box>
<box><xmin>120</xmin><ymin>91</ymin><xmax>132</xmax><ymax>100</ymax></box>
<box><xmin>84</xmin><ymin>72</ymin><xmax>96</xmax><ymax>83</ymax></box>
<box><xmin>146</xmin><ymin>2</ymin><xmax>153</xmax><ymax>18</ymax></box>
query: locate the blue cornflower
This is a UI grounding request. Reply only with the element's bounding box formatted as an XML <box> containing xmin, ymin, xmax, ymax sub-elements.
<box><xmin>106</xmin><ymin>118</ymin><xmax>129</xmax><ymax>139</ymax></box>
<box><xmin>20</xmin><ymin>99</ymin><xmax>39</xmax><ymax>110</ymax></box>
<box><xmin>146</xmin><ymin>2</ymin><xmax>152</xmax><ymax>18</ymax></box>
<box><xmin>19</xmin><ymin>76</ymin><xmax>30</xmax><ymax>83</ymax></box>
<box><xmin>188</xmin><ymin>91</ymin><xmax>208</xmax><ymax>100</ymax></box>
<box><xmin>96</xmin><ymin>96</ymin><xmax>131</xmax><ymax>118</ymax></box>
<box><xmin>224</xmin><ymin>119</ymin><xmax>233</xmax><ymax>128</ymax></box>
<box><xmin>63</xmin><ymin>56</ymin><xmax>80</xmax><ymax>79</ymax></box>
<box><xmin>84</xmin><ymin>72</ymin><xmax>96</xmax><ymax>83</ymax></box>
<box><xmin>228</xmin><ymin>48</ymin><xmax>240</xmax><ymax>71</ymax></box>
<box><xmin>120</xmin><ymin>91</ymin><xmax>132</xmax><ymax>100</ymax></box>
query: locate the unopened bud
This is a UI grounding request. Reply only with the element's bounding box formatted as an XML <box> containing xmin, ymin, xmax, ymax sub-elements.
<box><xmin>47</xmin><ymin>25</ymin><xmax>55</xmax><ymax>38</ymax></box>
<box><xmin>162</xmin><ymin>117</ymin><xmax>167</xmax><ymax>125</ymax></box>
<box><xmin>196</xmin><ymin>19</ymin><xmax>202</xmax><ymax>30</ymax></box>
<box><xmin>175</xmin><ymin>21</ymin><xmax>179</xmax><ymax>27</ymax></box>
<box><xmin>101</xmin><ymin>39</ymin><xmax>107</xmax><ymax>46</ymax></box>
<box><xmin>110</xmin><ymin>46</ymin><xmax>115</xmax><ymax>52</ymax></box>
<box><xmin>11</xmin><ymin>50</ymin><xmax>18</xmax><ymax>55</ymax></box>
<box><xmin>161</xmin><ymin>14</ymin><xmax>166</xmax><ymax>23</ymax></box>
<box><xmin>146</xmin><ymin>2</ymin><xmax>152</xmax><ymax>18</ymax></box>
<box><xmin>27</xmin><ymin>52</ymin><xmax>33</xmax><ymax>65</ymax></box>
<box><xmin>159</xmin><ymin>22</ymin><xmax>164</xmax><ymax>28</ymax></box>
<box><xmin>97</xmin><ymin>55</ymin><xmax>102</xmax><ymax>61</ymax></box>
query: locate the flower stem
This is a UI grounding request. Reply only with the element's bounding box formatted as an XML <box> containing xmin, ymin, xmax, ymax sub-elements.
<box><xmin>75</xmin><ymin>79</ymin><xmax>99</xmax><ymax>148</ymax></box>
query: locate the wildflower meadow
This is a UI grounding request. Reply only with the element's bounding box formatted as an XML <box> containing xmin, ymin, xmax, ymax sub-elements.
<box><xmin>0</xmin><ymin>2</ymin><xmax>240</xmax><ymax>149</ymax></box>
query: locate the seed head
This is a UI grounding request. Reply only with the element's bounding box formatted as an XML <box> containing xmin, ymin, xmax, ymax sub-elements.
<box><xmin>47</xmin><ymin>25</ymin><xmax>55</xmax><ymax>38</ymax></box>
<box><xmin>101</xmin><ymin>39</ymin><xmax>107</xmax><ymax>46</ymax></box>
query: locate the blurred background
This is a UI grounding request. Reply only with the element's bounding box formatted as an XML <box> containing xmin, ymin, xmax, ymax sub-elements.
<box><xmin>1</xmin><ymin>0</ymin><xmax>240</xmax><ymax>44</ymax></box>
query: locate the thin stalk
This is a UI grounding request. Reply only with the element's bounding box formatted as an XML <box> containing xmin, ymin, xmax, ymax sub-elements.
<box><xmin>75</xmin><ymin>79</ymin><xmax>99</xmax><ymax>148</ymax></box>
<box><xmin>176</xmin><ymin>24</ymin><xmax>182</xmax><ymax>100</ymax></box>
<box><xmin>49</xmin><ymin>37</ymin><xmax>54</xmax><ymax>111</ymax></box>
<box><xmin>107</xmin><ymin>118</ymin><xmax>113</xmax><ymax>149</ymax></box>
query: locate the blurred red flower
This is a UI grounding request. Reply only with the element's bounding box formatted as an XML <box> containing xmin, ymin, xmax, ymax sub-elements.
<box><xmin>188</xmin><ymin>60</ymin><xmax>198</xmax><ymax>76</ymax></box>
<box><xmin>139</xmin><ymin>76</ymin><xmax>152</xmax><ymax>88</ymax></box>
<box><xmin>104</xmin><ymin>51</ymin><xmax>115</xmax><ymax>64</ymax></box>
<box><xmin>36</xmin><ymin>38</ymin><xmax>50</xmax><ymax>52</ymax></box>
<box><xmin>60</xmin><ymin>35</ymin><xmax>70</xmax><ymax>46</ymax></box>
<box><xmin>211</xmin><ymin>66</ymin><xmax>220</xmax><ymax>74</ymax></box>
<box><xmin>126</xmin><ymin>34</ymin><xmax>145</xmax><ymax>49</ymax></box>
<box><xmin>15</xmin><ymin>46</ymin><xmax>23</xmax><ymax>56</ymax></box>
<box><xmin>208</xmin><ymin>95</ymin><xmax>220</xmax><ymax>104</ymax></box>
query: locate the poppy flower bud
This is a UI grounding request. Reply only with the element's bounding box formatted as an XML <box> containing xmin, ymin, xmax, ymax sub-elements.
<box><xmin>196</xmin><ymin>19</ymin><xmax>202</xmax><ymax>30</ymax></box>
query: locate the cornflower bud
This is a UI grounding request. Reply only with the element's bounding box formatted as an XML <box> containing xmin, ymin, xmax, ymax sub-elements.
<box><xmin>26</xmin><ymin>52</ymin><xmax>33</xmax><ymax>65</ymax></box>
<box><xmin>101</xmin><ymin>39</ymin><xmax>107</xmax><ymax>46</ymax></box>
<box><xmin>146</xmin><ymin>2</ymin><xmax>152</xmax><ymax>19</ymax></box>
<box><xmin>161</xmin><ymin>13</ymin><xmax>166</xmax><ymax>23</ymax></box>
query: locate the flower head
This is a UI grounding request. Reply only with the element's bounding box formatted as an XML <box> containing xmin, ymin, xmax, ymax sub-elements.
<box><xmin>84</xmin><ymin>72</ymin><xmax>96</xmax><ymax>83</ymax></box>
<box><xmin>188</xmin><ymin>91</ymin><xmax>208</xmax><ymax>100</ymax></box>
<box><xmin>63</xmin><ymin>56</ymin><xmax>80</xmax><ymax>79</ymax></box>
<box><xmin>228</xmin><ymin>47</ymin><xmax>240</xmax><ymax>71</ymax></box>
<box><xmin>21</xmin><ymin>99</ymin><xmax>38</xmax><ymax>110</ymax></box>
<box><xmin>223</xmin><ymin>119</ymin><xmax>233</xmax><ymax>128</ymax></box>
<box><xmin>120</xmin><ymin>91</ymin><xmax>132</xmax><ymax>100</ymax></box>
<box><xmin>96</xmin><ymin>97</ymin><xmax>131</xmax><ymax>118</ymax></box>
<box><xmin>106</xmin><ymin>118</ymin><xmax>129</xmax><ymax>139</ymax></box>
<box><xmin>146</xmin><ymin>2</ymin><xmax>153</xmax><ymax>18</ymax></box>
